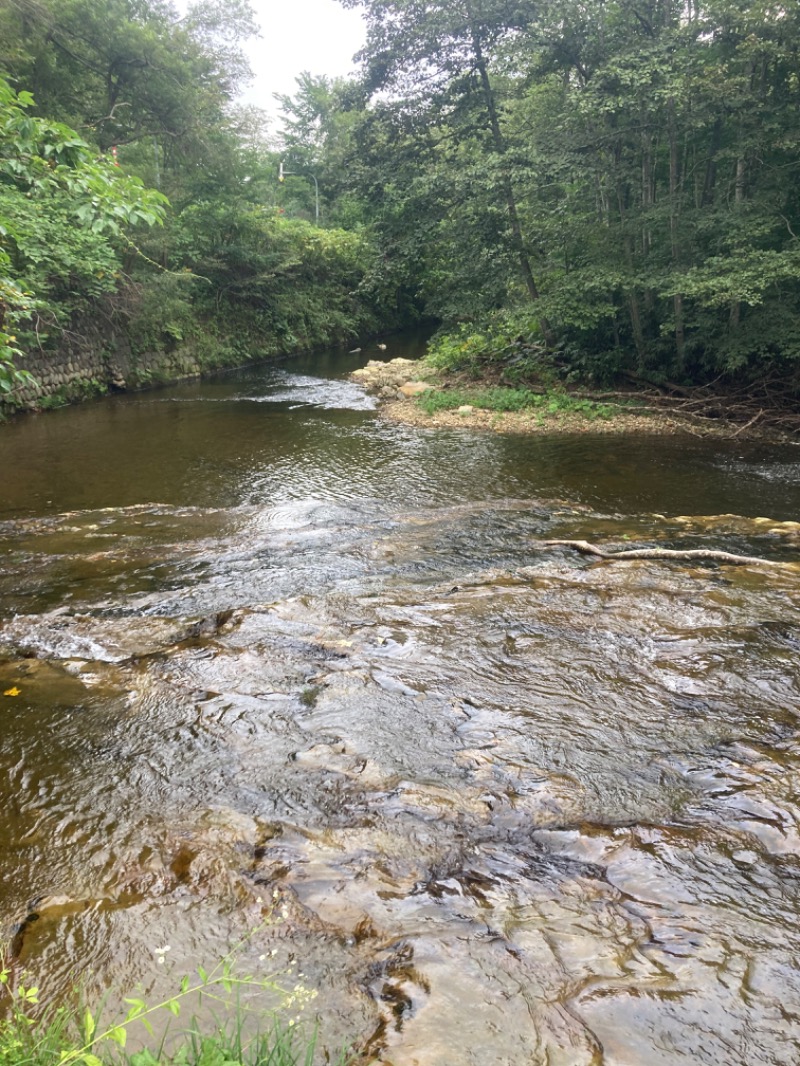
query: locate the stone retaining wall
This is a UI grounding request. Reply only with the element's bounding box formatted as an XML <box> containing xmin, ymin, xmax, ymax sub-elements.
<box><xmin>2</xmin><ymin>308</ymin><xmax>389</xmax><ymax>417</ymax></box>
<box><xmin>4</xmin><ymin>327</ymin><xmax>235</xmax><ymax>413</ymax></box>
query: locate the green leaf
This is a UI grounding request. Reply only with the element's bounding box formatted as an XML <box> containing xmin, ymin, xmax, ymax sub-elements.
<box><xmin>107</xmin><ymin>1027</ymin><xmax>127</xmax><ymax>1048</ymax></box>
<box><xmin>77</xmin><ymin>1054</ymin><xmax>103</xmax><ymax>1066</ymax></box>
<box><xmin>130</xmin><ymin>1050</ymin><xmax>160</xmax><ymax>1066</ymax></box>
<box><xmin>83</xmin><ymin>1007</ymin><xmax>96</xmax><ymax>1043</ymax></box>
<box><xmin>124</xmin><ymin>998</ymin><xmax>146</xmax><ymax>1021</ymax></box>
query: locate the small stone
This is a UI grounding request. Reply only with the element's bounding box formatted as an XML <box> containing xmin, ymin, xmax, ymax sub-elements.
<box><xmin>457</xmin><ymin>405</ymin><xmax>474</xmax><ymax>414</ymax></box>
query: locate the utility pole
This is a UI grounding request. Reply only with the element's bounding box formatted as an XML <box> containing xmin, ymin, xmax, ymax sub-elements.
<box><xmin>278</xmin><ymin>161</ymin><xmax>319</xmax><ymax>225</ymax></box>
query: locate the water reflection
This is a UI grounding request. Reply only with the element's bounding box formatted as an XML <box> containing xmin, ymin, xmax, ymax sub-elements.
<box><xmin>2</xmin><ymin>336</ymin><xmax>800</xmax><ymax>519</ymax></box>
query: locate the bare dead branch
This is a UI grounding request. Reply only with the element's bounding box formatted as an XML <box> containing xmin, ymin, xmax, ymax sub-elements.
<box><xmin>541</xmin><ymin>539</ymin><xmax>786</xmax><ymax>567</ymax></box>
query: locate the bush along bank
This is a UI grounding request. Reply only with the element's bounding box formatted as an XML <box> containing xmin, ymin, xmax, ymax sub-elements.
<box><xmin>0</xmin><ymin>75</ymin><xmax>405</xmax><ymax>417</ymax></box>
<box><xmin>2</xmin><ymin>215</ymin><xmax>398</xmax><ymax>416</ymax></box>
<box><xmin>405</xmin><ymin>315</ymin><xmax>800</xmax><ymax>441</ymax></box>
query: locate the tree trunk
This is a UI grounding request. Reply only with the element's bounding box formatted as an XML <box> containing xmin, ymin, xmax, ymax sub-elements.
<box><xmin>700</xmin><ymin>119</ymin><xmax>721</xmax><ymax>207</ymax></box>
<box><xmin>668</xmin><ymin>98</ymin><xmax>685</xmax><ymax>366</ymax></box>
<box><xmin>615</xmin><ymin>181</ymin><xmax>647</xmax><ymax>365</ymax></box>
<box><xmin>730</xmin><ymin>154</ymin><xmax>746</xmax><ymax>330</ymax></box>
<box><xmin>472</xmin><ymin>34</ymin><xmax>554</xmax><ymax>344</ymax></box>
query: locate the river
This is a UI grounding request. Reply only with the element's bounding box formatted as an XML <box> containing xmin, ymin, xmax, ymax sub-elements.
<box><xmin>1</xmin><ymin>334</ymin><xmax>800</xmax><ymax>1065</ymax></box>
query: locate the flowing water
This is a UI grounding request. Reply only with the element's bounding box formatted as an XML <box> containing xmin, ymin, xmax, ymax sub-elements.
<box><xmin>1</xmin><ymin>335</ymin><xmax>800</xmax><ymax>1065</ymax></box>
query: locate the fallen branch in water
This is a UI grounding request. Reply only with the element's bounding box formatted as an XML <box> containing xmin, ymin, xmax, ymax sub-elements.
<box><xmin>541</xmin><ymin>539</ymin><xmax>783</xmax><ymax>567</ymax></box>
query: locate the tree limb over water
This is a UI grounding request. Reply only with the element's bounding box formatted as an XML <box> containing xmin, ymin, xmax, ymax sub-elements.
<box><xmin>542</xmin><ymin>540</ymin><xmax>784</xmax><ymax>567</ymax></box>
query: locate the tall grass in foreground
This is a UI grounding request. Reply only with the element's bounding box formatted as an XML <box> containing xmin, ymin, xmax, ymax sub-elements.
<box><xmin>0</xmin><ymin>921</ymin><xmax>352</xmax><ymax>1066</ymax></box>
<box><xmin>0</xmin><ymin>1006</ymin><xmax>343</xmax><ymax>1066</ymax></box>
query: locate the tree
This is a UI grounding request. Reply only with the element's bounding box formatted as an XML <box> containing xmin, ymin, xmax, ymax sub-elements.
<box><xmin>274</xmin><ymin>73</ymin><xmax>365</xmax><ymax>226</ymax></box>
<box><xmin>341</xmin><ymin>0</ymin><xmax>553</xmax><ymax>333</ymax></box>
<box><xmin>342</xmin><ymin>0</ymin><xmax>800</xmax><ymax>386</ymax></box>
<box><xmin>0</xmin><ymin>0</ymin><xmax>257</xmax><ymax>173</ymax></box>
<box><xmin>0</xmin><ymin>74</ymin><xmax>167</xmax><ymax>391</ymax></box>
<box><xmin>520</xmin><ymin>0</ymin><xmax>800</xmax><ymax>376</ymax></box>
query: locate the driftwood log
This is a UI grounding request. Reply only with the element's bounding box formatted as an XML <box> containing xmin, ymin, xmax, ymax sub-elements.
<box><xmin>542</xmin><ymin>539</ymin><xmax>783</xmax><ymax>567</ymax></box>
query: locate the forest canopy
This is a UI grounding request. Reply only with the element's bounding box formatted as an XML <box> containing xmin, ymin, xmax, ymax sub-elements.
<box><xmin>1</xmin><ymin>0</ymin><xmax>799</xmax><ymax>400</ymax></box>
<box><xmin>335</xmin><ymin>0</ymin><xmax>800</xmax><ymax>387</ymax></box>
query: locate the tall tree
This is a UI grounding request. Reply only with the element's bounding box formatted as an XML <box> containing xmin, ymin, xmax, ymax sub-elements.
<box><xmin>341</xmin><ymin>0</ymin><xmax>553</xmax><ymax>335</ymax></box>
<box><xmin>342</xmin><ymin>0</ymin><xmax>800</xmax><ymax>383</ymax></box>
<box><xmin>0</xmin><ymin>0</ymin><xmax>257</xmax><ymax>159</ymax></box>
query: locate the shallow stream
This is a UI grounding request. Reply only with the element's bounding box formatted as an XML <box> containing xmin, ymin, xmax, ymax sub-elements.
<box><xmin>1</xmin><ymin>336</ymin><xmax>800</xmax><ymax>1064</ymax></box>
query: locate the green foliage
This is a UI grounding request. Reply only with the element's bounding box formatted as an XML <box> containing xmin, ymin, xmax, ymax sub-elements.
<box><xmin>275</xmin><ymin>74</ymin><xmax>362</xmax><ymax>227</ymax></box>
<box><xmin>127</xmin><ymin>273</ymin><xmax>201</xmax><ymax>357</ymax></box>
<box><xmin>0</xmin><ymin>920</ymin><xmax>348</xmax><ymax>1066</ymax></box>
<box><xmin>169</xmin><ymin>202</ymin><xmax>389</xmax><ymax>351</ymax></box>
<box><xmin>0</xmin><ymin>267</ymin><xmax>34</xmax><ymax>396</ymax></box>
<box><xmin>0</xmin><ymin>0</ymin><xmax>409</xmax><ymax>404</ymax></box>
<box><xmin>5</xmin><ymin>0</ymin><xmax>797</xmax><ymax>402</ymax></box>
<box><xmin>0</xmin><ymin>73</ymin><xmax>167</xmax><ymax>393</ymax></box>
<box><xmin>418</xmin><ymin>387</ymin><xmax>538</xmax><ymax>413</ymax></box>
<box><xmin>130</xmin><ymin>1019</ymin><xmax>349</xmax><ymax>1066</ymax></box>
<box><xmin>342</xmin><ymin>0</ymin><xmax>800</xmax><ymax>389</ymax></box>
<box><xmin>424</xmin><ymin>311</ymin><xmax>600</xmax><ymax>390</ymax></box>
<box><xmin>0</xmin><ymin>0</ymin><xmax>257</xmax><ymax>156</ymax></box>
<box><xmin>416</xmin><ymin>385</ymin><xmax>612</xmax><ymax>419</ymax></box>
<box><xmin>427</xmin><ymin>315</ymin><xmax>544</xmax><ymax>376</ymax></box>
<box><xmin>0</xmin><ymin>77</ymin><xmax>168</xmax><ymax>236</ymax></box>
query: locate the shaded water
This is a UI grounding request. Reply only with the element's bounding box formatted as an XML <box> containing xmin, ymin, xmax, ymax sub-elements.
<box><xmin>1</xmin><ymin>335</ymin><xmax>800</xmax><ymax>1064</ymax></box>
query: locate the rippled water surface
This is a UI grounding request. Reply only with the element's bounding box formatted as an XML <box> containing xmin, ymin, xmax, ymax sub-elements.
<box><xmin>2</xmin><ymin>336</ymin><xmax>800</xmax><ymax>1065</ymax></box>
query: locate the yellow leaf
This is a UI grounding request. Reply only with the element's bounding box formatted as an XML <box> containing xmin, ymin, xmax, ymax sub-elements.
<box><xmin>3</xmin><ymin>687</ymin><xmax>21</xmax><ymax>697</ymax></box>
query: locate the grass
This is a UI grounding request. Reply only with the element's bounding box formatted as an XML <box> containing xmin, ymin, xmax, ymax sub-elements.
<box><xmin>0</xmin><ymin>923</ymin><xmax>352</xmax><ymax>1066</ymax></box>
<box><xmin>298</xmin><ymin>686</ymin><xmax>322</xmax><ymax>709</ymax></box>
<box><xmin>0</xmin><ymin>1009</ymin><xmax>343</xmax><ymax>1066</ymax></box>
<box><xmin>415</xmin><ymin>386</ymin><xmax>613</xmax><ymax>420</ymax></box>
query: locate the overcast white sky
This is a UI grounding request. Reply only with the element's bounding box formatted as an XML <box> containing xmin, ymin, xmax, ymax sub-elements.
<box><xmin>237</xmin><ymin>0</ymin><xmax>366</xmax><ymax>117</ymax></box>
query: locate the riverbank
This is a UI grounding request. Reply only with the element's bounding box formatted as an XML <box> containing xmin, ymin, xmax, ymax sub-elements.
<box><xmin>352</xmin><ymin>358</ymin><xmax>800</xmax><ymax>443</ymax></box>
<box><xmin>0</xmin><ymin>320</ymin><xmax>387</xmax><ymax>421</ymax></box>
